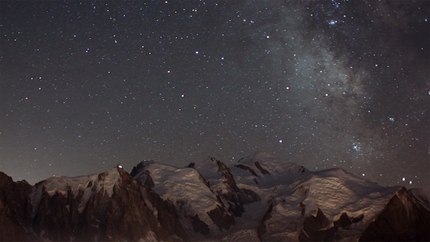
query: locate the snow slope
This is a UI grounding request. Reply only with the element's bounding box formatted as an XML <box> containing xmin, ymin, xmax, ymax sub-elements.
<box><xmin>131</xmin><ymin>160</ymin><xmax>232</xmax><ymax>235</ymax></box>
<box><xmin>30</xmin><ymin>166</ymin><xmax>122</xmax><ymax>216</ymax></box>
<box><xmin>131</xmin><ymin>152</ymin><xmax>405</xmax><ymax>241</ymax></box>
<box><xmin>262</xmin><ymin>169</ymin><xmax>398</xmax><ymax>241</ymax></box>
<box><xmin>224</xmin><ymin>152</ymin><xmax>400</xmax><ymax>241</ymax></box>
<box><xmin>10</xmin><ymin>152</ymin><xmax>426</xmax><ymax>241</ymax></box>
<box><xmin>141</xmin><ymin>161</ymin><xmax>219</xmax><ymax>213</ymax></box>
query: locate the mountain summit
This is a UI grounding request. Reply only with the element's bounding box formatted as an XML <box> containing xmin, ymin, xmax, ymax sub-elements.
<box><xmin>1</xmin><ymin>153</ymin><xmax>429</xmax><ymax>241</ymax></box>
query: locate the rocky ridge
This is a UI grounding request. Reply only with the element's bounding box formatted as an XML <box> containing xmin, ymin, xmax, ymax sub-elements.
<box><xmin>1</xmin><ymin>152</ymin><xmax>429</xmax><ymax>241</ymax></box>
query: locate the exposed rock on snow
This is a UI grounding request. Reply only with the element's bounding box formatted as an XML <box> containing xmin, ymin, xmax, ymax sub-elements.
<box><xmin>299</xmin><ymin>208</ymin><xmax>335</xmax><ymax>241</ymax></box>
<box><xmin>3</xmin><ymin>166</ymin><xmax>187</xmax><ymax>241</ymax></box>
<box><xmin>205</xmin><ymin>157</ymin><xmax>261</xmax><ymax>217</ymax></box>
<box><xmin>131</xmin><ymin>161</ymin><xmax>155</xmax><ymax>188</ymax></box>
<box><xmin>131</xmin><ymin>160</ymin><xmax>236</xmax><ymax>236</ymax></box>
<box><xmin>1</xmin><ymin>152</ymin><xmax>429</xmax><ymax>241</ymax></box>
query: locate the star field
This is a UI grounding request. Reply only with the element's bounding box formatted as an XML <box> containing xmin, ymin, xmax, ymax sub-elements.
<box><xmin>1</xmin><ymin>0</ymin><xmax>429</xmax><ymax>187</ymax></box>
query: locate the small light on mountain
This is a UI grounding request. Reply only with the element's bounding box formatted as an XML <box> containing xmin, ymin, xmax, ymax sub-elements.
<box><xmin>118</xmin><ymin>165</ymin><xmax>123</xmax><ymax>169</ymax></box>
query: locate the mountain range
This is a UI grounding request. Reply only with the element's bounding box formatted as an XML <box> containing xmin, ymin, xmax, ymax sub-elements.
<box><xmin>1</xmin><ymin>152</ymin><xmax>429</xmax><ymax>241</ymax></box>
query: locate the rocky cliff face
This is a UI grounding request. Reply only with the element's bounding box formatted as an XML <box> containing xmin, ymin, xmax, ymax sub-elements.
<box><xmin>198</xmin><ymin>157</ymin><xmax>261</xmax><ymax>233</ymax></box>
<box><xmin>0</xmin><ymin>172</ymin><xmax>34</xmax><ymax>241</ymax></box>
<box><xmin>1</xmin><ymin>153</ymin><xmax>429</xmax><ymax>241</ymax></box>
<box><xmin>1</xmin><ymin>166</ymin><xmax>187</xmax><ymax>241</ymax></box>
<box><xmin>359</xmin><ymin>187</ymin><xmax>430</xmax><ymax>241</ymax></box>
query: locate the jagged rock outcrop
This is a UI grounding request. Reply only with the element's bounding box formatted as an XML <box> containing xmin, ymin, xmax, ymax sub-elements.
<box><xmin>254</xmin><ymin>161</ymin><xmax>270</xmax><ymax>175</ymax></box>
<box><xmin>235</xmin><ymin>164</ymin><xmax>259</xmax><ymax>177</ymax></box>
<box><xmin>359</xmin><ymin>187</ymin><xmax>430</xmax><ymax>241</ymax></box>
<box><xmin>299</xmin><ymin>208</ymin><xmax>336</xmax><ymax>241</ymax></box>
<box><xmin>210</xmin><ymin>157</ymin><xmax>260</xmax><ymax>216</ymax></box>
<box><xmin>1</xmin><ymin>153</ymin><xmax>429</xmax><ymax>241</ymax></box>
<box><xmin>2</xmin><ymin>166</ymin><xmax>187</xmax><ymax>241</ymax></box>
<box><xmin>130</xmin><ymin>161</ymin><xmax>155</xmax><ymax>188</ymax></box>
<box><xmin>190</xmin><ymin>214</ymin><xmax>210</xmax><ymax>235</ymax></box>
<box><xmin>0</xmin><ymin>172</ymin><xmax>34</xmax><ymax>241</ymax></box>
<box><xmin>32</xmin><ymin>166</ymin><xmax>187</xmax><ymax>241</ymax></box>
<box><xmin>143</xmin><ymin>185</ymin><xmax>188</xmax><ymax>240</ymax></box>
<box><xmin>257</xmin><ymin>201</ymin><xmax>274</xmax><ymax>240</ymax></box>
<box><xmin>297</xmin><ymin>209</ymin><xmax>365</xmax><ymax>241</ymax></box>
<box><xmin>334</xmin><ymin>212</ymin><xmax>352</xmax><ymax>229</ymax></box>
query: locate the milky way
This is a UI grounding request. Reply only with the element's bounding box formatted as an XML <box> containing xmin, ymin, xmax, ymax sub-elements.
<box><xmin>1</xmin><ymin>1</ymin><xmax>429</xmax><ymax>187</ymax></box>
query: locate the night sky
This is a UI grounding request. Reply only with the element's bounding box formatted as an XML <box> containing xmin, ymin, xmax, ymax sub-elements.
<box><xmin>1</xmin><ymin>1</ymin><xmax>429</xmax><ymax>187</ymax></box>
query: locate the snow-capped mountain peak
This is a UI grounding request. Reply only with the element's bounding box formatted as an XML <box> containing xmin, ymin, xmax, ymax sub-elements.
<box><xmin>30</xmin><ymin>165</ymin><xmax>127</xmax><ymax>216</ymax></box>
<box><xmin>1</xmin><ymin>154</ymin><xmax>428</xmax><ymax>241</ymax></box>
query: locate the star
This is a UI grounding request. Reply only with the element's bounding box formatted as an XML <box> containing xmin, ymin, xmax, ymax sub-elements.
<box><xmin>0</xmin><ymin>0</ymin><xmax>428</xmax><ymax>187</ymax></box>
